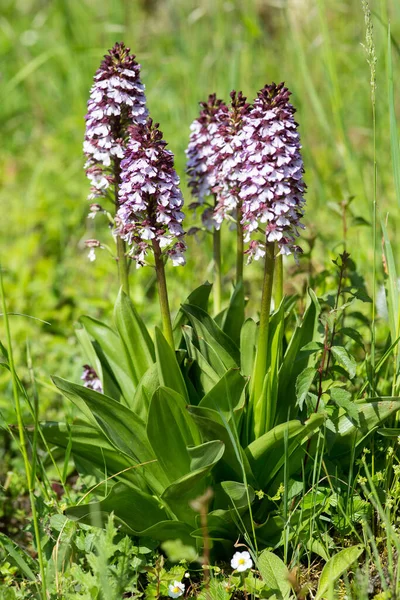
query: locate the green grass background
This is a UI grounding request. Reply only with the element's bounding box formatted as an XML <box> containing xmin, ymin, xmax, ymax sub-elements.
<box><xmin>0</xmin><ymin>0</ymin><xmax>399</xmax><ymax>416</ymax></box>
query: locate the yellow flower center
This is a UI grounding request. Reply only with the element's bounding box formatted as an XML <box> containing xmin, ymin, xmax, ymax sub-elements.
<box><xmin>173</xmin><ymin>587</ymin><xmax>180</xmax><ymax>593</ymax></box>
<box><xmin>238</xmin><ymin>558</ymin><xmax>245</xmax><ymax>564</ymax></box>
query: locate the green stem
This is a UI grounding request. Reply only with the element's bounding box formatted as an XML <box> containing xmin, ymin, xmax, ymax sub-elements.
<box><xmin>213</xmin><ymin>226</ymin><xmax>222</xmax><ymax>315</ymax></box>
<box><xmin>236</xmin><ymin>204</ymin><xmax>244</xmax><ymax>285</ymax></box>
<box><xmin>0</xmin><ymin>269</ymin><xmax>47</xmax><ymax>600</ymax></box>
<box><xmin>253</xmin><ymin>242</ymin><xmax>275</xmax><ymax>403</ymax></box>
<box><xmin>274</xmin><ymin>251</ymin><xmax>283</xmax><ymax>309</ymax></box>
<box><xmin>114</xmin><ymin>153</ymin><xmax>130</xmax><ymax>297</ymax></box>
<box><xmin>116</xmin><ymin>235</ymin><xmax>130</xmax><ymax>297</ymax></box>
<box><xmin>152</xmin><ymin>239</ymin><xmax>174</xmax><ymax>349</ymax></box>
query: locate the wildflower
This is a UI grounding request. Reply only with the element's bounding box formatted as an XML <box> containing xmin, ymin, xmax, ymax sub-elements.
<box><xmin>186</xmin><ymin>93</ymin><xmax>228</xmax><ymax>211</ymax></box>
<box><xmin>239</xmin><ymin>82</ymin><xmax>306</xmax><ymax>260</ymax></box>
<box><xmin>231</xmin><ymin>550</ymin><xmax>253</xmax><ymax>572</ymax></box>
<box><xmin>84</xmin><ymin>42</ymin><xmax>148</xmax><ymax>200</ymax></box>
<box><xmin>85</xmin><ymin>239</ymin><xmax>101</xmax><ymax>262</ymax></box>
<box><xmin>81</xmin><ymin>365</ymin><xmax>103</xmax><ymax>393</ymax></box>
<box><xmin>168</xmin><ymin>580</ymin><xmax>185</xmax><ymax>598</ymax></box>
<box><xmin>117</xmin><ymin>118</ymin><xmax>186</xmax><ymax>267</ymax></box>
<box><xmin>212</xmin><ymin>91</ymin><xmax>251</xmax><ymax>226</ymax></box>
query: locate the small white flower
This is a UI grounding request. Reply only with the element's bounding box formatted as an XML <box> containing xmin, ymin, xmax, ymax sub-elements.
<box><xmin>231</xmin><ymin>550</ymin><xmax>253</xmax><ymax>572</ymax></box>
<box><xmin>168</xmin><ymin>580</ymin><xmax>185</xmax><ymax>598</ymax></box>
<box><xmin>88</xmin><ymin>248</ymin><xmax>96</xmax><ymax>262</ymax></box>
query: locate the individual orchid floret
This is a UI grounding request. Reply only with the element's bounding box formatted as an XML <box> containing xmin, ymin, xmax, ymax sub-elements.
<box><xmin>186</xmin><ymin>94</ymin><xmax>228</xmax><ymax>206</ymax></box>
<box><xmin>230</xmin><ymin>550</ymin><xmax>253</xmax><ymax>572</ymax></box>
<box><xmin>85</xmin><ymin>239</ymin><xmax>102</xmax><ymax>262</ymax></box>
<box><xmin>240</xmin><ymin>82</ymin><xmax>306</xmax><ymax>259</ymax></box>
<box><xmin>81</xmin><ymin>365</ymin><xmax>103</xmax><ymax>393</ymax></box>
<box><xmin>116</xmin><ymin>118</ymin><xmax>186</xmax><ymax>267</ymax></box>
<box><xmin>84</xmin><ymin>42</ymin><xmax>148</xmax><ymax>199</ymax></box>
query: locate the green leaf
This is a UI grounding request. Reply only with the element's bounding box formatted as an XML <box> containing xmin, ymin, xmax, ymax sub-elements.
<box><xmin>276</xmin><ymin>289</ymin><xmax>321</xmax><ymax>423</ymax></box>
<box><xmin>182</xmin><ymin>304</ymin><xmax>240</xmax><ymax>367</ymax></box>
<box><xmin>329</xmin><ymin>388</ymin><xmax>359</xmax><ymax>421</ymax></box>
<box><xmin>41</xmin><ymin>421</ymin><xmax>147</xmax><ymax>488</ymax></box>
<box><xmin>257</xmin><ymin>550</ymin><xmax>291</xmax><ymax>599</ymax></box>
<box><xmin>220</xmin><ymin>281</ymin><xmax>245</xmax><ymax>345</ymax></box>
<box><xmin>296</xmin><ymin>367</ymin><xmax>317</xmax><ymax>410</ymax></box>
<box><xmin>246</xmin><ymin>414</ymin><xmax>325</xmax><ymax>489</ymax></box>
<box><xmin>221</xmin><ymin>480</ymin><xmax>255</xmax><ymax>509</ymax></box>
<box><xmin>0</xmin><ymin>532</ymin><xmax>37</xmax><ymax>581</ymax></box>
<box><xmin>315</xmin><ymin>545</ymin><xmax>363</xmax><ymax>600</ymax></box>
<box><xmin>66</xmin><ymin>482</ymin><xmax>192</xmax><ymax>540</ymax></box>
<box><xmin>182</xmin><ymin>327</ymin><xmax>220</xmax><ymax>393</ymax></box>
<box><xmin>173</xmin><ymin>282</ymin><xmax>212</xmax><ymax>346</ymax></box>
<box><xmin>338</xmin><ymin>327</ymin><xmax>365</xmax><ymax>350</ymax></box>
<box><xmin>79</xmin><ymin>316</ymin><xmax>135</xmax><ymax>402</ymax></box>
<box><xmin>147</xmin><ymin>387</ymin><xmax>200</xmax><ymax>483</ymax></box>
<box><xmin>162</xmin><ymin>440</ymin><xmax>225</xmax><ymax>524</ymax></box>
<box><xmin>330</xmin><ymin>346</ymin><xmax>356</xmax><ymax>379</ymax></box>
<box><xmin>155</xmin><ymin>327</ymin><xmax>188</xmax><ymax>402</ymax></box>
<box><xmin>52</xmin><ymin>376</ymin><xmax>168</xmax><ymax>494</ymax></box>
<box><xmin>326</xmin><ymin>398</ymin><xmax>400</xmax><ymax>457</ymax></box>
<box><xmin>199</xmin><ymin>368</ymin><xmax>246</xmax><ymax>417</ymax></box>
<box><xmin>240</xmin><ymin>318</ymin><xmax>258</xmax><ymax>377</ymax></box>
<box><xmin>113</xmin><ymin>289</ymin><xmax>155</xmax><ymax>387</ymax></box>
<box><xmin>130</xmin><ymin>362</ymin><xmax>159</xmax><ymax>421</ymax></box>
<box><xmin>187</xmin><ymin>405</ymin><xmax>254</xmax><ymax>484</ymax></box>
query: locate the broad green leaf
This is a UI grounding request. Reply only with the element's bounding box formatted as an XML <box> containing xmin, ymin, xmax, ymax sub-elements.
<box><xmin>182</xmin><ymin>327</ymin><xmax>220</xmax><ymax>393</ymax></box>
<box><xmin>246</xmin><ymin>414</ymin><xmax>325</xmax><ymax>489</ymax></box>
<box><xmin>66</xmin><ymin>482</ymin><xmax>181</xmax><ymax>537</ymax></box>
<box><xmin>296</xmin><ymin>366</ymin><xmax>317</xmax><ymax>410</ymax></box>
<box><xmin>276</xmin><ymin>289</ymin><xmax>320</xmax><ymax>423</ymax></box>
<box><xmin>338</xmin><ymin>327</ymin><xmax>365</xmax><ymax>350</ymax></box>
<box><xmin>130</xmin><ymin>362</ymin><xmax>159</xmax><ymax>421</ymax></box>
<box><xmin>162</xmin><ymin>440</ymin><xmax>225</xmax><ymax>524</ymax></box>
<box><xmin>221</xmin><ymin>281</ymin><xmax>245</xmax><ymax>345</ymax></box>
<box><xmin>330</xmin><ymin>346</ymin><xmax>356</xmax><ymax>379</ymax></box>
<box><xmin>199</xmin><ymin>368</ymin><xmax>246</xmax><ymax>417</ymax></box>
<box><xmin>79</xmin><ymin>316</ymin><xmax>135</xmax><ymax>402</ymax></box>
<box><xmin>221</xmin><ymin>481</ymin><xmax>255</xmax><ymax>509</ymax></box>
<box><xmin>377</xmin><ymin>427</ymin><xmax>400</xmax><ymax>437</ymax></box>
<box><xmin>187</xmin><ymin>405</ymin><xmax>254</xmax><ymax>484</ymax></box>
<box><xmin>240</xmin><ymin>318</ymin><xmax>258</xmax><ymax>377</ymax></box>
<box><xmin>182</xmin><ymin>304</ymin><xmax>240</xmax><ymax>367</ymax></box>
<box><xmin>257</xmin><ymin>550</ymin><xmax>291</xmax><ymax>599</ymax></box>
<box><xmin>41</xmin><ymin>421</ymin><xmax>147</xmax><ymax>488</ymax></box>
<box><xmin>173</xmin><ymin>282</ymin><xmax>212</xmax><ymax>346</ymax></box>
<box><xmin>52</xmin><ymin>376</ymin><xmax>168</xmax><ymax>494</ymax></box>
<box><xmin>251</xmin><ymin>306</ymin><xmax>284</xmax><ymax>439</ymax></box>
<box><xmin>315</xmin><ymin>545</ymin><xmax>363</xmax><ymax>600</ymax></box>
<box><xmin>114</xmin><ymin>289</ymin><xmax>155</xmax><ymax>387</ymax></box>
<box><xmin>147</xmin><ymin>387</ymin><xmax>200</xmax><ymax>483</ymax></box>
<box><xmin>155</xmin><ymin>327</ymin><xmax>188</xmax><ymax>402</ymax></box>
<box><xmin>326</xmin><ymin>399</ymin><xmax>400</xmax><ymax>457</ymax></box>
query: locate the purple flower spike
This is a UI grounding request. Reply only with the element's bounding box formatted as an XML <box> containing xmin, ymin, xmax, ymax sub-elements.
<box><xmin>240</xmin><ymin>83</ymin><xmax>306</xmax><ymax>260</ymax></box>
<box><xmin>81</xmin><ymin>365</ymin><xmax>103</xmax><ymax>393</ymax></box>
<box><xmin>116</xmin><ymin>119</ymin><xmax>186</xmax><ymax>267</ymax></box>
<box><xmin>186</xmin><ymin>94</ymin><xmax>228</xmax><ymax>228</ymax></box>
<box><xmin>84</xmin><ymin>42</ymin><xmax>148</xmax><ymax>200</ymax></box>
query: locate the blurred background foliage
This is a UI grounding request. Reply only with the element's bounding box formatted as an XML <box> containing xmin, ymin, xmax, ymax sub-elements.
<box><xmin>0</xmin><ymin>0</ymin><xmax>399</xmax><ymax>419</ymax></box>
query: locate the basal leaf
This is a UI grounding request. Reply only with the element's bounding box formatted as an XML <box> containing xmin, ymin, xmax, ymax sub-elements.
<box><xmin>315</xmin><ymin>545</ymin><xmax>363</xmax><ymax>600</ymax></box>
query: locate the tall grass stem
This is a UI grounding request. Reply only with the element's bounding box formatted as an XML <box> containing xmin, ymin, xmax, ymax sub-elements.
<box><xmin>152</xmin><ymin>239</ymin><xmax>174</xmax><ymax>349</ymax></box>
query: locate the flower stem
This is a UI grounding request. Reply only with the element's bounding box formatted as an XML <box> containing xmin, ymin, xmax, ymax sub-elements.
<box><xmin>274</xmin><ymin>251</ymin><xmax>283</xmax><ymax>309</ymax></box>
<box><xmin>152</xmin><ymin>239</ymin><xmax>174</xmax><ymax>349</ymax></box>
<box><xmin>0</xmin><ymin>268</ymin><xmax>47</xmax><ymax>600</ymax></box>
<box><xmin>236</xmin><ymin>202</ymin><xmax>244</xmax><ymax>285</ymax></box>
<box><xmin>116</xmin><ymin>234</ymin><xmax>130</xmax><ymax>297</ymax></box>
<box><xmin>213</xmin><ymin>226</ymin><xmax>222</xmax><ymax>315</ymax></box>
<box><xmin>253</xmin><ymin>242</ymin><xmax>275</xmax><ymax>402</ymax></box>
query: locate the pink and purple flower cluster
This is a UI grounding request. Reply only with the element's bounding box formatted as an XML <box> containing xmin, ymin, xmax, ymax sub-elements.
<box><xmin>186</xmin><ymin>83</ymin><xmax>305</xmax><ymax>260</ymax></box>
<box><xmin>84</xmin><ymin>42</ymin><xmax>148</xmax><ymax>201</ymax></box>
<box><xmin>81</xmin><ymin>365</ymin><xmax>103</xmax><ymax>393</ymax></box>
<box><xmin>116</xmin><ymin>119</ymin><xmax>186</xmax><ymax>267</ymax></box>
